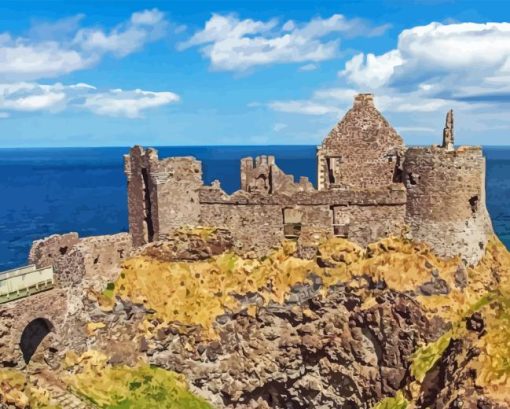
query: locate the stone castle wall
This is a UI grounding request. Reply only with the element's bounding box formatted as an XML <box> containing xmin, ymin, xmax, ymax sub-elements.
<box><xmin>241</xmin><ymin>155</ymin><xmax>314</xmax><ymax>194</ymax></box>
<box><xmin>197</xmin><ymin>184</ymin><xmax>407</xmax><ymax>255</ymax></box>
<box><xmin>28</xmin><ymin>232</ymin><xmax>80</xmax><ymax>270</ymax></box>
<box><xmin>200</xmin><ymin>203</ymin><xmax>284</xmax><ymax>256</ymax></box>
<box><xmin>403</xmin><ymin>146</ymin><xmax>493</xmax><ymax>264</ymax></box>
<box><xmin>150</xmin><ymin>156</ymin><xmax>202</xmax><ymax>240</ymax></box>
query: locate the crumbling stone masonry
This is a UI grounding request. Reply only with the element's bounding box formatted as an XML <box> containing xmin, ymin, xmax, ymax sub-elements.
<box><xmin>124</xmin><ymin>93</ymin><xmax>493</xmax><ymax>263</ymax></box>
<box><xmin>317</xmin><ymin>93</ymin><xmax>405</xmax><ymax>191</ymax></box>
<box><xmin>29</xmin><ymin>232</ymin><xmax>132</xmax><ymax>287</ymax></box>
<box><xmin>124</xmin><ymin>147</ymin><xmax>202</xmax><ymax>247</ymax></box>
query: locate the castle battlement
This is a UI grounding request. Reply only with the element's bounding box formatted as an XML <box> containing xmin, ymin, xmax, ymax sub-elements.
<box><xmin>124</xmin><ymin>94</ymin><xmax>493</xmax><ymax>263</ymax></box>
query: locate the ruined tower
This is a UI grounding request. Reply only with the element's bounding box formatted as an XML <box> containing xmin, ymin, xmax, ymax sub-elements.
<box><xmin>124</xmin><ymin>146</ymin><xmax>202</xmax><ymax>246</ymax></box>
<box><xmin>317</xmin><ymin>93</ymin><xmax>404</xmax><ymax>190</ymax></box>
<box><xmin>240</xmin><ymin>155</ymin><xmax>313</xmax><ymax>194</ymax></box>
<box><xmin>403</xmin><ymin>113</ymin><xmax>492</xmax><ymax>264</ymax></box>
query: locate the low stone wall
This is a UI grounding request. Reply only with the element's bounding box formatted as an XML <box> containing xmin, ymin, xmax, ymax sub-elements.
<box><xmin>135</xmin><ymin>228</ymin><xmax>234</xmax><ymax>261</ymax></box>
<box><xmin>29</xmin><ymin>233</ymin><xmax>80</xmax><ymax>269</ymax></box>
<box><xmin>200</xmin><ymin>201</ymin><xmax>407</xmax><ymax>256</ymax></box>
<box><xmin>200</xmin><ymin>204</ymin><xmax>283</xmax><ymax>257</ymax></box>
<box><xmin>333</xmin><ymin>204</ymin><xmax>407</xmax><ymax>246</ymax></box>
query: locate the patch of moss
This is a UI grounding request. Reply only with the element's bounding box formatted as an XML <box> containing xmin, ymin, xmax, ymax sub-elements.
<box><xmin>410</xmin><ymin>332</ymin><xmax>452</xmax><ymax>382</ymax></box>
<box><xmin>102</xmin><ymin>282</ymin><xmax>115</xmax><ymax>299</ymax></box>
<box><xmin>372</xmin><ymin>391</ymin><xmax>408</xmax><ymax>409</ymax></box>
<box><xmin>473</xmin><ymin>293</ymin><xmax>510</xmax><ymax>401</ymax></box>
<box><xmin>0</xmin><ymin>369</ymin><xmax>64</xmax><ymax>409</ymax></box>
<box><xmin>177</xmin><ymin>226</ymin><xmax>218</xmax><ymax>240</ymax></box>
<box><xmin>0</xmin><ymin>368</ymin><xmax>29</xmax><ymax>408</ymax></box>
<box><xmin>65</xmin><ymin>352</ymin><xmax>213</xmax><ymax>409</ymax></box>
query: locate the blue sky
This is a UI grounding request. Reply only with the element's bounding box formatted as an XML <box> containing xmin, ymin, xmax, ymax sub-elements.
<box><xmin>0</xmin><ymin>0</ymin><xmax>510</xmax><ymax>147</ymax></box>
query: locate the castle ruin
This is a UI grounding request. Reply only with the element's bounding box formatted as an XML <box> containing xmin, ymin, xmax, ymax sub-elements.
<box><xmin>0</xmin><ymin>92</ymin><xmax>495</xmax><ymax>367</ymax></box>
<box><xmin>124</xmin><ymin>93</ymin><xmax>493</xmax><ymax>264</ymax></box>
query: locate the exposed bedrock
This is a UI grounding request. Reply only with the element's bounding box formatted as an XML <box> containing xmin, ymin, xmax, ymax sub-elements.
<box><xmin>149</xmin><ymin>286</ymin><xmax>445</xmax><ymax>409</ymax></box>
<box><xmin>134</xmin><ymin>227</ymin><xmax>235</xmax><ymax>261</ymax></box>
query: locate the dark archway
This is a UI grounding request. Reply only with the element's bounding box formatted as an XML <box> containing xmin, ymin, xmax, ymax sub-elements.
<box><xmin>19</xmin><ymin>318</ymin><xmax>54</xmax><ymax>364</ymax></box>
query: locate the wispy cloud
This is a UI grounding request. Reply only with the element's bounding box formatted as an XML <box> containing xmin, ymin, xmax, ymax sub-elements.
<box><xmin>83</xmin><ymin>88</ymin><xmax>179</xmax><ymax>118</ymax></box>
<box><xmin>268</xmin><ymin>100</ymin><xmax>340</xmax><ymax>116</ymax></box>
<box><xmin>397</xmin><ymin>126</ymin><xmax>435</xmax><ymax>133</ymax></box>
<box><xmin>179</xmin><ymin>13</ymin><xmax>390</xmax><ymax>72</ymax></box>
<box><xmin>74</xmin><ymin>8</ymin><xmax>167</xmax><ymax>57</ymax></box>
<box><xmin>0</xmin><ymin>82</ymin><xmax>179</xmax><ymax>118</ymax></box>
<box><xmin>273</xmin><ymin>122</ymin><xmax>288</xmax><ymax>132</ymax></box>
<box><xmin>299</xmin><ymin>63</ymin><xmax>318</xmax><ymax>72</ymax></box>
<box><xmin>0</xmin><ymin>8</ymin><xmax>168</xmax><ymax>81</ymax></box>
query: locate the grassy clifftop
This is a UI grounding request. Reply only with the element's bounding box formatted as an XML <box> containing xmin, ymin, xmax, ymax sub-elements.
<box><xmin>109</xmin><ymin>235</ymin><xmax>509</xmax><ymax>339</ymax></box>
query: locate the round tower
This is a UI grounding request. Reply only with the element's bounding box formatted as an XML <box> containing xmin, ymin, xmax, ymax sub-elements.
<box><xmin>403</xmin><ymin>144</ymin><xmax>493</xmax><ymax>264</ymax></box>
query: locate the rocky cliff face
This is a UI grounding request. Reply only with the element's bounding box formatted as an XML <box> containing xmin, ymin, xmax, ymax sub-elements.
<box><xmin>149</xmin><ymin>287</ymin><xmax>442</xmax><ymax>408</ymax></box>
<box><xmin>2</xmin><ymin>229</ymin><xmax>510</xmax><ymax>409</ymax></box>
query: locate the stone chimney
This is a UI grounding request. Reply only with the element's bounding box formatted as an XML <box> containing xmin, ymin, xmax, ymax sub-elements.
<box><xmin>353</xmin><ymin>93</ymin><xmax>374</xmax><ymax>107</ymax></box>
<box><xmin>442</xmin><ymin>109</ymin><xmax>454</xmax><ymax>151</ymax></box>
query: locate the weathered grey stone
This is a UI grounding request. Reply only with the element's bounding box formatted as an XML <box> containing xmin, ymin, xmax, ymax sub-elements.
<box><xmin>419</xmin><ymin>278</ymin><xmax>450</xmax><ymax>296</ymax></box>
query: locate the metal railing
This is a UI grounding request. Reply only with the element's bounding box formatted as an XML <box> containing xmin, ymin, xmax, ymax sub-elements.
<box><xmin>0</xmin><ymin>264</ymin><xmax>54</xmax><ymax>304</ymax></box>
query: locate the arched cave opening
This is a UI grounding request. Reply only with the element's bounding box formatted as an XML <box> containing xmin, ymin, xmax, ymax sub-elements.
<box><xmin>19</xmin><ymin>318</ymin><xmax>54</xmax><ymax>364</ymax></box>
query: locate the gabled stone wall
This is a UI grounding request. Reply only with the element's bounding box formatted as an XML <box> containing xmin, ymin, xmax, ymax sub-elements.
<box><xmin>317</xmin><ymin>94</ymin><xmax>405</xmax><ymax>190</ymax></box>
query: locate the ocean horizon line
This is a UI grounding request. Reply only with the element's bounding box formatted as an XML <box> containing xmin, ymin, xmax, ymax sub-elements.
<box><xmin>1</xmin><ymin>144</ymin><xmax>510</xmax><ymax>150</ymax></box>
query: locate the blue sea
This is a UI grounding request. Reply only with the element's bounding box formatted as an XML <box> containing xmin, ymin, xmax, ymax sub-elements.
<box><xmin>1</xmin><ymin>146</ymin><xmax>510</xmax><ymax>271</ymax></box>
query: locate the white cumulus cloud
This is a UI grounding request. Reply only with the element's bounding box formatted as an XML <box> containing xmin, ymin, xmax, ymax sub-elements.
<box><xmin>74</xmin><ymin>8</ymin><xmax>167</xmax><ymax>57</ymax></box>
<box><xmin>341</xmin><ymin>50</ymin><xmax>403</xmax><ymax>89</ymax></box>
<box><xmin>342</xmin><ymin>22</ymin><xmax>510</xmax><ymax>102</ymax></box>
<box><xmin>179</xmin><ymin>13</ymin><xmax>390</xmax><ymax>72</ymax></box>
<box><xmin>0</xmin><ymin>38</ymin><xmax>93</xmax><ymax>81</ymax></box>
<box><xmin>0</xmin><ymin>82</ymin><xmax>68</xmax><ymax>112</ymax></box>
